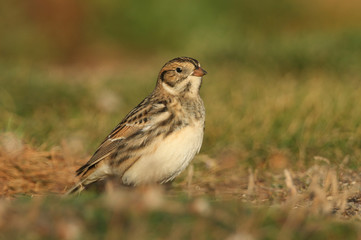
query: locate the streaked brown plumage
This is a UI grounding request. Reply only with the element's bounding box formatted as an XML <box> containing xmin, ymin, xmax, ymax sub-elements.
<box><xmin>66</xmin><ymin>57</ymin><xmax>207</xmax><ymax>194</ymax></box>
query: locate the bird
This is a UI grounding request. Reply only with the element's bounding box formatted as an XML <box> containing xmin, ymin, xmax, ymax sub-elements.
<box><xmin>66</xmin><ymin>57</ymin><xmax>207</xmax><ymax>194</ymax></box>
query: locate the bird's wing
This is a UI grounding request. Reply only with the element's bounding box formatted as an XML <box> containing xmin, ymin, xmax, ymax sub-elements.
<box><xmin>75</xmin><ymin>98</ymin><xmax>168</xmax><ymax>178</ymax></box>
<box><xmin>75</xmin><ymin>124</ymin><xmax>143</xmax><ymax>177</ymax></box>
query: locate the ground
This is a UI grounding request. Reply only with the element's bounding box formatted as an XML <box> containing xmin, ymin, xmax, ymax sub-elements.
<box><xmin>1</xmin><ymin>133</ymin><xmax>361</xmax><ymax>239</ymax></box>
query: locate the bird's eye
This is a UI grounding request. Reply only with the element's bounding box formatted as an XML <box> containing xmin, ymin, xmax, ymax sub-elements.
<box><xmin>176</xmin><ymin>67</ymin><xmax>182</xmax><ymax>73</ymax></box>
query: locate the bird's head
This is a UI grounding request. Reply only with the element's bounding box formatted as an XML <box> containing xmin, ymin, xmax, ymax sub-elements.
<box><xmin>157</xmin><ymin>57</ymin><xmax>207</xmax><ymax>96</ymax></box>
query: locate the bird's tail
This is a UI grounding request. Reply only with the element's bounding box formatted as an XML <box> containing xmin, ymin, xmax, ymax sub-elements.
<box><xmin>65</xmin><ymin>180</ymin><xmax>86</xmax><ymax>195</ymax></box>
<box><xmin>65</xmin><ymin>164</ymin><xmax>113</xmax><ymax>195</ymax></box>
<box><xmin>65</xmin><ymin>175</ymin><xmax>111</xmax><ymax>195</ymax></box>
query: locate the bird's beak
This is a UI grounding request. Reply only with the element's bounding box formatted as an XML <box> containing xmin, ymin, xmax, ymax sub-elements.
<box><xmin>192</xmin><ymin>67</ymin><xmax>207</xmax><ymax>77</ymax></box>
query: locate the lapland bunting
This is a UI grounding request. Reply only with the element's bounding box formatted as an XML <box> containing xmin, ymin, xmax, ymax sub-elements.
<box><xmin>66</xmin><ymin>57</ymin><xmax>207</xmax><ymax>194</ymax></box>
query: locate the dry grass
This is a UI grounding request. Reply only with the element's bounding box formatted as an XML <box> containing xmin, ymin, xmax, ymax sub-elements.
<box><xmin>185</xmin><ymin>154</ymin><xmax>361</xmax><ymax>219</ymax></box>
<box><xmin>0</xmin><ymin>133</ymin><xmax>84</xmax><ymax>197</ymax></box>
<box><xmin>1</xmin><ymin>133</ymin><xmax>360</xmax><ymax>221</ymax></box>
<box><xmin>0</xmin><ymin>145</ymin><xmax>361</xmax><ymax>239</ymax></box>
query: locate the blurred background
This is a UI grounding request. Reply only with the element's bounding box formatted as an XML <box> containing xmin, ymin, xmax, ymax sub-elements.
<box><xmin>1</xmin><ymin>0</ymin><xmax>361</xmax><ymax>168</ymax></box>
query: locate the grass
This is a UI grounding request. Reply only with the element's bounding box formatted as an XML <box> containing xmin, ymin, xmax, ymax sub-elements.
<box><xmin>2</xmin><ymin>64</ymin><xmax>361</xmax><ymax>167</ymax></box>
<box><xmin>1</xmin><ymin>182</ymin><xmax>361</xmax><ymax>239</ymax></box>
<box><xmin>0</xmin><ymin>196</ymin><xmax>357</xmax><ymax>239</ymax></box>
<box><xmin>1</xmin><ymin>63</ymin><xmax>361</xmax><ymax>238</ymax></box>
<box><xmin>1</xmin><ymin>0</ymin><xmax>361</xmax><ymax>239</ymax></box>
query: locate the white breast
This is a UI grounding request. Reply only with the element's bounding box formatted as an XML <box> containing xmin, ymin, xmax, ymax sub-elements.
<box><xmin>122</xmin><ymin>122</ymin><xmax>204</xmax><ymax>185</ymax></box>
